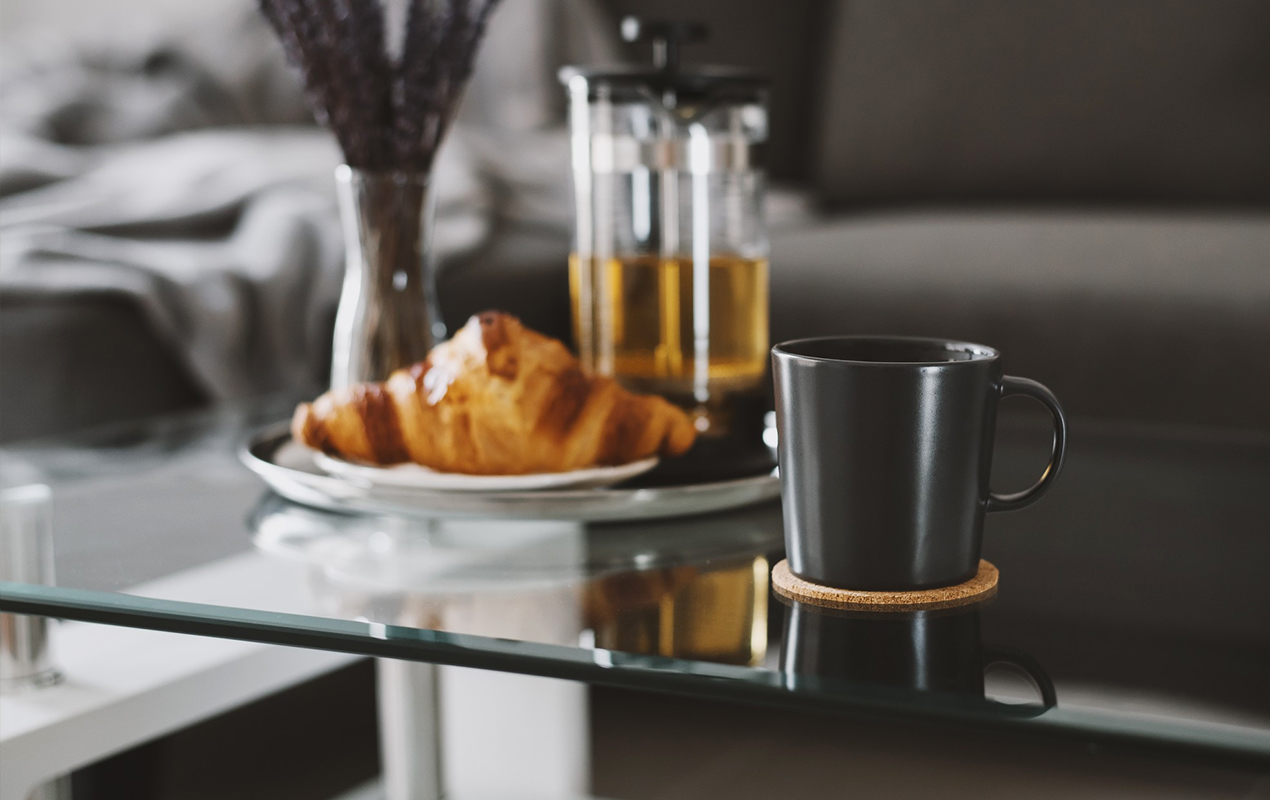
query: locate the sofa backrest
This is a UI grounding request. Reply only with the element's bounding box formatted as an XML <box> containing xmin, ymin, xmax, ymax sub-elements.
<box><xmin>813</xmin><ymin>0</ymin><xmax>1270</xmax><ymax>207</ymax></box>
<box><xmin>604</xmin><ymin>0</ymin><xmax>1270</xmax><ymax>206</ymax></box>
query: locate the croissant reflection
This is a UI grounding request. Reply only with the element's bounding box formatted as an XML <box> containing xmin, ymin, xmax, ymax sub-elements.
<box><xmin>779</xmin><ymin>601</ymin><xmax>1055</xmax><ymax>712</ymax></box>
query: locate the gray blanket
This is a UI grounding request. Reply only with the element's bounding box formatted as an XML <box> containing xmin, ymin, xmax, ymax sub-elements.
<box><xmin>0</xmin><ymin>0</ymin><xmax>611</xmax><ymax>399</ymax></box>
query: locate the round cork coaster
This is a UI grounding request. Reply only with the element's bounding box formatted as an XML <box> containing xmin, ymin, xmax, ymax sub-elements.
<box><xmin>771</xmin><ymin>559</ymin><xmax>998</xmax><ymax>612</ymax></box>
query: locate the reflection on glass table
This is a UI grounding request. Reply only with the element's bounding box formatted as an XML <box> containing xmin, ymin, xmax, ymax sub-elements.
<box><xmin>0</xmin><ymin>395</ymin><xmax>1268</xmax><ymax>770</ymax></box>
<box><xmin>780</xmin><ymin>600</ymin><xmax>1055</xmax><ymax>716</ymax></box>
<box><xmin>250</xmin><ymin>493</ymin><xmax>776</xmax><ymax>666</ymax></box>
<box><xmin>250</xmin><ymin>494</ymin><xmax>1048</xmax><ymax>714</ymax></box>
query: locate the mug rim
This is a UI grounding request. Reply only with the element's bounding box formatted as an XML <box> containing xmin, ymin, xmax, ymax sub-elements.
<box><xmin>772</xmin><ymin>335</ymin><xmax>999</xmax><ymax>367</ymax></box>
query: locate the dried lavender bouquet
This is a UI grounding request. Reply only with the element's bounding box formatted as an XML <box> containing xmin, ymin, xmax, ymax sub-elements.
<box><xmin>259</xmin><ymin>0</ymin><xmax>499</xmax><ymax>171</ymax></box>
<box><xmin>259</xmin><ymin>0</ymin><xmax>501</xmax><ymax>385</ymax></box>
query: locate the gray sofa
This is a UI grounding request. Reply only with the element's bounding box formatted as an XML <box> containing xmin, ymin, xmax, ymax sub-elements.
<box><xmin>3</xmin><ymin>0</ymin><xmax>1267</xmax><ymax>440</ymax></box>
<box><xmin>623</xmin><ymin>0</ymin><xmax>1270</xmax><ymax>430</ymax></box>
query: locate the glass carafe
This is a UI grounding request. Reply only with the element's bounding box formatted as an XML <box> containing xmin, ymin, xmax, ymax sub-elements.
<box><xmin>561</xmin><ymin>20</ymin><xmax>768</xmax><ymax>441</ymax></box>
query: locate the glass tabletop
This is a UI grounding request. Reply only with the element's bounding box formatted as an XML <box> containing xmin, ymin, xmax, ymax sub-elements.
<box><xmin>1</xmin><ymin>395</ymin><xmax>1268</xmax><ymax>768</ymax></box>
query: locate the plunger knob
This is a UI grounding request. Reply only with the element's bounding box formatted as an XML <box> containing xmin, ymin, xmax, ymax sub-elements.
<box><xmin>620</xmin><ymin>17</ymin><xmax>708</xmax><ymax>73</ymax></box>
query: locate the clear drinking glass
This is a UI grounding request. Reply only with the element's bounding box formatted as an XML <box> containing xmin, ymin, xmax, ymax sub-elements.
<box><xmin>0</xmin><ymin>484</ymin><xmax>62</xmax><ymax>693</ymax></box>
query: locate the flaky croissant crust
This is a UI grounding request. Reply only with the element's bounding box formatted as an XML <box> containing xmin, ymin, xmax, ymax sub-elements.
<box><xmin>293</xmin><ymin>312</ymin><xmax>697</xmax><ymax>474</ymax></box>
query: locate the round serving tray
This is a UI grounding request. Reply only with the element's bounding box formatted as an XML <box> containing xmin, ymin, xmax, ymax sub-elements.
<box><xmin>239</xmin><ymin>423</ymin><xmax>781</xmax><ymax>522</ymax></box>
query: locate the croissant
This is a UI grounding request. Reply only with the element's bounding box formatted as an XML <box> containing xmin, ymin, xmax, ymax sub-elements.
<box><xmin>293</xmin><ymin>312</ymin><xmax>697</xmax><ymax>474</ymax></box>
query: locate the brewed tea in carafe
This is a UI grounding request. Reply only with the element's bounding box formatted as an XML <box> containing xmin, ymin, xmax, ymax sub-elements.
<box><xmin>562</xmin><ymin>19</ymin><xmax>768</xmax><ymax>442</ymax></box>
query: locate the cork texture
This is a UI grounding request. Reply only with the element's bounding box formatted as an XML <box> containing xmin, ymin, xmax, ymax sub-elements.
<box><xmin>772</xmin><ymin>559</ymin><xmax>998</xmax><ymax>612</ymax></box>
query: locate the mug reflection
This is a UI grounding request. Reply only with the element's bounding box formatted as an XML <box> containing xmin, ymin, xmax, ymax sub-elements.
<box><xmin>779</xmin><ymin>600</ymin><xmax>1055</xmax><ymax>714</ymax></box>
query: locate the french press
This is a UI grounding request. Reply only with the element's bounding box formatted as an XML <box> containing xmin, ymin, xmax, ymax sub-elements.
<box><xmin>560</xmin><ymin>19</ymin><xmax>769</xmax><ymax>440</ymax></box>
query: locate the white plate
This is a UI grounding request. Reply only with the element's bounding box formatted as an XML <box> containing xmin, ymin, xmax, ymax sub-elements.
<box><xmin>240</xmin><ymin>424</ymin><xmax>781</xmax><ymax>523</ymax></box>
<box><xmin>314</xmin><ymin>452</ymin><xmax>658</xmax><ymax>491</ymax></box>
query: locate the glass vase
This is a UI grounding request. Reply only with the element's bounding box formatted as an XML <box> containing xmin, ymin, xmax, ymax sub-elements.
<box><xmin>330</xmin><ymin>165</ymin><xmax>446</xmax><ymax>389</ymax></box>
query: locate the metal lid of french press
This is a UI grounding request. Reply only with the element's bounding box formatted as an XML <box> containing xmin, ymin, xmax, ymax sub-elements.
<box><xmin>558</xmin><ymin>17</ymin><xmax>766</xmax><ymax>105</ymax></box>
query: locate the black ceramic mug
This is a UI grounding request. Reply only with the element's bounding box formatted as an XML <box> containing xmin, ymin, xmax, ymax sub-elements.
<box><xmin>771</xmin><ymin>336</ymin><xmax>1067</xmax><ymax>591</ymax></box>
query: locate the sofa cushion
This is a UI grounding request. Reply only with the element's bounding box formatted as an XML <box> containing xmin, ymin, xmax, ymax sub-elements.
<box><xmin>438</xmin><ymin>222</ymin><xmax>574</xmax><ymax>345</ymax></box>
<box><xmin>815</xmin><ymin>0</ymin><xmax>1270</xmax><ymax>206</ymax></box>
<box><xmin>0</xmin><ymin>295</ymin><xmax>207</xmax><ymax>442</ymax></box>
<box><xmin>770</xmin><ymin>211</ymin><xmax>1270</xmax><ymax>430</ymax></box>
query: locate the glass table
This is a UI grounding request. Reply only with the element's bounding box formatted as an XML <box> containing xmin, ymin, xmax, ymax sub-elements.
<box><xmin>1</xmin><ymin>395</ymin><xmax>1268</xmax><ymax>778</ymax></box>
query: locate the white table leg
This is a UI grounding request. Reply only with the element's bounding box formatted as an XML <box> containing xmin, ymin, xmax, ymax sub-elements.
<box><xmin>440</xmin><ymin>668</ymin><xmax>588</xmax><ymax>800</ymax></box>
<box><xmin>374</xmin><ymin>521</ymin><xmax>590</xmax><ymax>800</ymax></box>
<box><xmin>377</xmin><ymin>660</ymin><xmax>442</xmax><ymax>800</ymax></box>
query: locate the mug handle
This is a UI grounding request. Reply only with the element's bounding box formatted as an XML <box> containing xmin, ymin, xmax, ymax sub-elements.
<box><xmin>987</xmin><ymin>376</ymin><xmax>1068</xmax><ymax>513</ymax></box>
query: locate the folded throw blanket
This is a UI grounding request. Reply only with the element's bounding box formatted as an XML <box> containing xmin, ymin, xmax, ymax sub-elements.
<box><xmin>0</xmin><ymin>0</ymin><xmax>608</xmax><ymax>399</ymax></box>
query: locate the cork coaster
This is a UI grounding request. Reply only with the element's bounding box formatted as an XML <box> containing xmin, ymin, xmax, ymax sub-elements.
<box><xmin>772</xmin><ymin>559</ymin><xmax>998</xmax><ymax>612</ymax></box>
